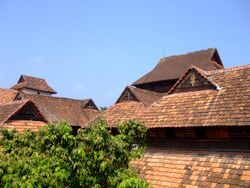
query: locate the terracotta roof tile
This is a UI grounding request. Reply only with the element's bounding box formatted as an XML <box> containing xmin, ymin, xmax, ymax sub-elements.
<box><xmin>133</xmin><ymin>48</ymin><xmax>224</xmax><ymax>85</ymax></box>
<box><xmin>0</xmin><ymin>88</ymin><xmax>18</xmax><ymax>103</ymax></box>
<box><xmin>90</xmin><ymin>101</ymin><xmax>144</xmax><ymax>127</ymax></box>
<box><xmin>3</xmin><ymin>120</ymin><xmax>46</xmax><ymax>133</ymax></box>
<box><xmin>90</xmin><ymin>86</ymin><xmax>164</xmax><ymax>127</ymax></box>
<box><xmin>11</xmin><ymin>75</ymin><xmax>57</xmax><ymax>94</ymax></box>
<box><xmin>137</xmin><ymin>64</ymin><xmax>250</xmax><ymax>128</ymax></box>
<box><xmin>116</xmin><ymin>86</ymin><xmax>164</xmax><ymax>106</ymax></box>
<box><xmin>19</xmin><ymin>93</ymin><xmax>99</xmax><ymax>127</ymax></box>
<box><xmin>131</xmin><ymin>149</ymin><xmax>250</xmax><ymax>187</ymax></box>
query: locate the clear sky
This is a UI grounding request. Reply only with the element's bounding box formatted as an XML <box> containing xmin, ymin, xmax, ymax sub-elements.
<box><xmin>0</xmin><ymin>0</ymin><xmax>249</xmax><ymax>107</ymax></box>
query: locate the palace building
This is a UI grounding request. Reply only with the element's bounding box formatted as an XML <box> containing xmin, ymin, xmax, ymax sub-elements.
<box><xmin>1</xmin><ymin>48</ymin><xmax>250</xmax><ymax>187</ymax></box>
<box><xmin>93</xmin><ymin>48</ymin><xmax>250</xmax><ymax>187</ymax></box>
<box><xmin>0</xmin><ymin>75</ymin><xmax>99</xmax><ymax>133</ymax></box>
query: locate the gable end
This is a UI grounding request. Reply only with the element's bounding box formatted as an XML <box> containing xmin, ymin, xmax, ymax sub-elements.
<box><xmin>10</xmin><ymin>102</ymin><xmax>44</xmax><ymax>121</ymax></box>
<box><xmin>83</xmin><ymin>100</ymin><xmax>98</xmax><ymax>110</ymax></box>
<box><xmin>168</xmin><ymin>66</ymin><xmax>220</xmax><ymax>94</ymax></box>
<box><xmin>211</xmin><ymin>49</ymin><xmax>224</xmax><ymax>67</ymax></box>
<box><xmin>116</xmin><ymin>87</ymin><xmax>139</xmax><ymax>103</ymax></box>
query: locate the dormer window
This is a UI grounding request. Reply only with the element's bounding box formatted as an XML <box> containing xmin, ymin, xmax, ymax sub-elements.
<box><xmin>116</xmin><ymin>87</ymin><xmax>140</xmax><ymax>103</ymax></box>
<box><xmin>87</xmin><ymin>102</ymin><xmax>93</xmax><ymax>108</ymax></box>
<box><xmin>83</xmin><ymin>100</ymin><xmax>98</xmax><ymax>110</ymax></box>
<box><xmin>15</xmin><ymin>93</ymin><xmax>22</xmax><ymax>101</ymax></box>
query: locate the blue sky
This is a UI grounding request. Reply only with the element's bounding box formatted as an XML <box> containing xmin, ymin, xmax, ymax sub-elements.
<box><xmin>0</xmin><ymin>0</ymin><xmax>249</xmax><ymax>107</ymax></box>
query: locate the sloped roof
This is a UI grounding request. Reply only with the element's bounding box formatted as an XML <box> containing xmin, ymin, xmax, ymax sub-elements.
<box><xmin>11</xmin><ymin>75</ymin><xmax>57</xmax><ymax>94</ymax></box>
<box><xmin>3</xmin><ymin>120</ymin><xmax>46</xmax><ymax>133</ymax></box>
<box><xmin>131</xmin><ymin>149</ymin><xmax>250</xmax><ymax>187</ymax></box>
<box><xmin>137</xmin><ymin>64</ymin><xmax>250</xmax><ymax>128</ymax></box>
<box><xmin>0</xmin><ymin>88</ymin><xmax>18</xmax><ymax>103</ymax></box>
<box><xmin>116</xmin><ymin>86</ymin><xmax>165</xmax><ymax>105</ymax></box>
<box><xmin>18</xmin><ymin>93</ymin><xmax>99</xmax><ymax>127</ymax></box>
<box><xmin>88</xmin><ymin>86</ymin><xmax>164</xmax><ymax>127</ymax></box>
<box><xmin>133</xmin><ymin>48</ymin><xmax>224</xmax><ymax>85</ymax></box>
<box><xmin>89</xmin><ymin>101</ymin><xmax>144</xmax><ymax>127</ymax></box>
<box><xmin>0</xmin><ymin>100</ymin><xmax>47</xmax><ymax>126</ymax></box>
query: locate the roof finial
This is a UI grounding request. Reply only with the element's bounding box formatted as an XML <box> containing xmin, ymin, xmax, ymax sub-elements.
<box><xmin>211</xmin><ymin>38</ymin><xmax>215</xmax><ymax>48</ymax></box>
<box><xmin>162</xmin><ymin>48</ymin><xmax>166</xmax><ymax>58</ymax></box>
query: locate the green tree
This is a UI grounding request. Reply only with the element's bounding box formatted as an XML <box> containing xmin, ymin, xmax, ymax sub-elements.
<box><xmin>0</xmin><ymin>120</ymin><xmax>148</xmax><ymax>188</ymax></box>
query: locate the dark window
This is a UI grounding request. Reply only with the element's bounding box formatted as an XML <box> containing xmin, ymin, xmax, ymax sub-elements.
<box><xmin>15</xmin><ymin>94</ymin><xmax>22</xmax><ymax>100</ymax></box>
<box><xmin>229</xmin><ymin>127</ymin><xmax>243</xmax><ymax>138</ymax></box>
<box><xmin>11</xmin><ymin>105</ymin><xmax>42</xmax><ymax>121</ymax></box>
<box><xmin>245</xmin><ymin>127</ymin><xmax>250</xmax><ymax>138</ymax></box>
<box><xmin>37</xmin><ymin>91</ymin><xmax>40</xmax><ymax>95</ymax></box>
<box><xmin>195</xmin><ymin>127</ymin><xmax>206</xmax><ymax>139</ymax></box>
<box><xmin>165</xmin><ymin>129</ymin><xmax>175</xmax><ymax>138</ymax></box>
<box><xmin>86</xmin><ymin>102</ymin><xmax>95</xmax><ymax>109</ymax></box>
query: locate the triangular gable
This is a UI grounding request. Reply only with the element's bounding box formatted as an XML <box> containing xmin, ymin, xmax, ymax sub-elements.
<box><xmin>9</xmin><ymin>101</ymin><xmax>46</xmax><ymax>121</ymax></box>
<box><xmin>116</xmin><ymin>86</ymin><xmax>139</xmax><ymax>103</ymax></box>
<box><xmin>0</xmin><ymin>101</ymin><xmax>48</xmax><ymax>125</ymax></box>
<box><xmin>82</xmin><ymin>99</ymin><xmax>98</xmax><ymax>110</ymax></box>
<box><xmin>211</xmin><ymin>49</ymin><xmax>224</xmax><ymax>67</ymax></box>
<box><xmin>17</xmin><ymin>75</ymin><xmax>25</xmax><ymax>84</ymax></box>
<box><xmin>168</xmin><ymin>66</ymin><xmax>221</xmax><ymax>95</ymax></box>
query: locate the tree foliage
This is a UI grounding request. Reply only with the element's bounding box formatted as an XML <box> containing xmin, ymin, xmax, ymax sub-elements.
<box><xmin>0</xmin><ymin>120</ymin><xmax>148</xmax><ymax>188</ymax></box>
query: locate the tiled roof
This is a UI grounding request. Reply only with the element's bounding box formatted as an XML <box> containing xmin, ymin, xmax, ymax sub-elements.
<box><xmin>137</xmin><ymin>64</ymin><xmax>250</xmax><ymax>128</ymax></box>
<box><xmin>0</xmin><ymin>100</ymin><xmax>47</xmax><ymax>126</ymax></box>
<box><xmin>167</xmin><ymin>65</ymin><xmax>221</xmax><ymax>95</ymax></box>
<box><xmin>19</xmin><ymin>93</ymin><xmax>99</xmax><ymax>127</ymax></box>
<box><xmin>89</xmin><ymin>86</ymin><xmax>164</xmax><ymax>127</ymax></box>
<box><xmin>0</xmin><ymin>88</ymin><xmax>18</xmax><ymax>103</ymax></box>
<box><xmin>11</xmin><ymin>75</ymin><xmax>57</xmax><ymax>94</ymax></box>
<box><xmin>3</xmin><ymin>120</ymin><xmax>46</xmax><ymax>133</ymax></box>
<box><xmin>133</xmin><ymin>48</ymin><xmax>224</xmax><ymax>85</ymax></box>
<box><xmin>131</xmin><ymin>149</ymin><xmax>250</xmax><ymax>188</ymax></box>
<box><xmin>90</xmin><ymin>101</ymin><xmax>145</xmax><ymax>127</ymax></box>
<box><xmin>116</xmin><ymin>86</ymin><xmax>164</xmax><ymax>106</ymax></box>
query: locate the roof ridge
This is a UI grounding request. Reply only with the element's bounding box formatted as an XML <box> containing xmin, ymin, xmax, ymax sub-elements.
<box><xmin>159</xmin><ymin>48</ymin><xmax>216</xmax><ymax>62</ymax></box>
<box><xmin>50</xmin><ymin>96</ymin><xmax>91</xmax><ymax>102</ymax></box>
<box><xmin>21</xmin><ymin>93</ymin><xmax>91</xmax><ymax>102</ymax></box>
<box><xmin>0</xmin><ymin>88</ymin><xmax>18</xmax><ymax>92</ymax></box>
<box><xmin>133</xmin><ymin>48</ymin><xmax>221</xmax><ymax>86</ymax></box>
<box><xmin>0</xmin><ymin>99</ymin><xmax>30</xmax><ymax>106</ymax></box>
<box><xmin>129</xmin><ymin>86</ymin><xmax>160</xmax><ymax>95</ymax></box>
<box><xmin>206</xmin><ymin>64</ymin><xmax>250</xmax><ymax>74</ymax></box>
<box><xmin>21</xmin><ymin>74</ymin><xmax>46</xmax><ymax>80</ymax></box>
